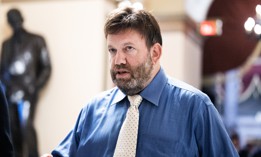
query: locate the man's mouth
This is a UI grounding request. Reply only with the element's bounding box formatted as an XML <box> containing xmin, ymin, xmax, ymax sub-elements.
<box><xmin>115</xmin><ymin>70</ymin><xmax>130</xmax><ymax>78</ymax></box>
<box><xmin>116</xmin><ymin>70</ymin><xmax>128</xmax><ymax>74</ymax></box>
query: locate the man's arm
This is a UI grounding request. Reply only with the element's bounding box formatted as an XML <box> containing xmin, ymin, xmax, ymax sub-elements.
<box><xmin>195</xmin><ymin>100</ymin><xmax>239</xmax><ymax>157</ymax></box>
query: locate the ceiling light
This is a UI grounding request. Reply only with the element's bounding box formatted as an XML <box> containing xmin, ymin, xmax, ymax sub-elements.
<box><xmin>244</xmin><ymin>17</ymin><xmax>256</xmax><ymax>32</ymax></box>
<box><xmin>132</xmin><ymin>2</ymin><xmax>143</xmax><ymax>10</ymax></box>
<box><xmin>254</xmin><ymin>24</ymin><xmax>261</xmax><ymax>35</ymax></box>
<box><xmin>118</xmin><ymin>0</ymin><xmax>132</xmax><ymax>8</ymax></box>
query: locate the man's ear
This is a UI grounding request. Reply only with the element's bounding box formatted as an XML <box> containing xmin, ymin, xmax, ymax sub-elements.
<box><xmin>150</xmin><ymin>43</ymin><xmax>162</xmax><ymax>64</ymax></box>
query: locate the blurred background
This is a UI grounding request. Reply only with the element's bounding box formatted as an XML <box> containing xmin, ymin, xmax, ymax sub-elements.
<box><xmin>0</xmin><ymin>0</ymin><xmax>260</xmax><ymax>156</ymax></box>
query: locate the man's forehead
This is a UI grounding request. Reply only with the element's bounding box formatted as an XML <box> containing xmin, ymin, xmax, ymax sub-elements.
<box><xmin>107</xmin><ymin>32</ymin><xmax>145</xmax><ymax>47</ymax></box>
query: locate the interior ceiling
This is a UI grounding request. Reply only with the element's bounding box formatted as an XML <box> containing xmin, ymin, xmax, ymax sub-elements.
<box><xmin>203</xmin><ymin>0</ymin><xmax>260</xmax><ymax>76</ymax></box>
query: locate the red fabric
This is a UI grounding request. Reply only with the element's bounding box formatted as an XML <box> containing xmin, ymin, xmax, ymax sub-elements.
<box><xmin>203</xmin><ymin>0</ymin><xmax>259</xmax><ymax>75</ymax></box>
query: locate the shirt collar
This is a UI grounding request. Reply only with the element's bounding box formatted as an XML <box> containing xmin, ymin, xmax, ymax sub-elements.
<box><xmin>140</xmin><ymin>67</ymin><xmax>167</xmax><ymax>106</ymax></box>
<box><xmin>111</xmin><ymin>88</ymin><xmax>126</xmax><ymax>105</ymax></box>
<box><xmin>111</xmin><ymin>67</ymin><xmax>167</xmax><ymax>106</ymax></box>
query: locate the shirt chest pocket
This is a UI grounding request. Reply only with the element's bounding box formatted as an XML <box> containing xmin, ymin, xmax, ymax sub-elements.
<box><xmin>137</xmin><ymin>124</ymin><xmax>198</xmax><ymax>157</ymax></box>
<box><xmin>138</xmin><ymin>131</ymin><xmax>182</xmax><ymax>156</ymax></box>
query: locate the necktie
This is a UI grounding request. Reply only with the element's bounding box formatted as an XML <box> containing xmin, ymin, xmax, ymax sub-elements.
<box><xmin>113</xmin><ymin>95</ymin><xmax>143</xmax><ymax>157</ymax></box>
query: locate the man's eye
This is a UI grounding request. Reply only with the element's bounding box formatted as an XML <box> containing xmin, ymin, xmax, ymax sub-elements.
<box><xmin>109</xmin><ymin>48</ymin><xmax>117</xmax><ymax>54</ymax></box>
<box><xmin>125</xmin><ymin>46</ymin><xmax>135</xmax><ymax>52</ymax></box>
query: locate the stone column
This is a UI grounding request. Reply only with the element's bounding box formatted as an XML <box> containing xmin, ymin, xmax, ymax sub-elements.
<box><xmin>144</xmin><ymin>0</ymin><xmax>212</xmax><ymax>88</ymax></box>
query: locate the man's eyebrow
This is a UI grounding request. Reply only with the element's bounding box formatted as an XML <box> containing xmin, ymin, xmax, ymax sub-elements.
<box><xmin>123</xmin><ymin>42</ymin><xmax>134</xmax><ymax>46</ymax></box>
<box><xmin>107</xmin><ymin>45</ymin><xmax>115</xmax><ymax>48</ymax></box>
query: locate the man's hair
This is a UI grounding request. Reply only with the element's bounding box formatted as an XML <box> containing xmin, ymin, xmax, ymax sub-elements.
<box><xmin>104</xmin><ymin>7</ymin><xmax>162</xmax><ymax>49</ymax></box>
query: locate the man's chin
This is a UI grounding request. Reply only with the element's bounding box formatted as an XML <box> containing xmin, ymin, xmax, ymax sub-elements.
<box><xmin>114</xmin><ymin>81</ymin><xmax>128</xmax><ymax>89</ymax></box>
<box><xmin>114</xmin><ymin>78</ymin><xmax>130</xmax><ymax>84</ymax></box>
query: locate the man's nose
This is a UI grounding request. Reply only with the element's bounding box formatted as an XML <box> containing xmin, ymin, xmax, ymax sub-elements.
<box><xmin>114</xmin><ymin>52</ymin><xmax>126</xmax><ymax>65</ymax></box>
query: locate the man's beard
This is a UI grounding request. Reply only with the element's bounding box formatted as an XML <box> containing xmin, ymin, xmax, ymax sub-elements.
<box><xmin>110</xmin><ymin>54</ymin><xmax>153</xmax><ymax>95</ymax></box>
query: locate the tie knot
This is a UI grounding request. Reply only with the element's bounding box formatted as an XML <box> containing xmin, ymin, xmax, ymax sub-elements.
<box><xmin>128</xmin><ymin>95</ymin><xmax>142</xmax><ymax>108</ymax></box>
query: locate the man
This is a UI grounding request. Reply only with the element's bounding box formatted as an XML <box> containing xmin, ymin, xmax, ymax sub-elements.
<box><xmin>0</xmin><ymin>8</ymin><xmax>51</xmax><ymax>157</ymax></box>
<box><xmin>42</xmin><ymin>7</ymin><xmax>238</xmax><ymax>157</ymax></box>
<box><xmin>0</xmin><ymin>81</ymin><xmax>14</xmax><ymax>157</ymax></box>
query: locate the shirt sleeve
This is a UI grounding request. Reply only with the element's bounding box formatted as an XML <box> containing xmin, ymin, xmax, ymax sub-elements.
<box><xmin>194</xmin><ymin>100</ymin><xmax>239</xmax><ymax>157</ymax></box>
<box><xmin>51</xmin><ymin>108</ymin><xmax>84</xmax><ymax>157</ymax></box>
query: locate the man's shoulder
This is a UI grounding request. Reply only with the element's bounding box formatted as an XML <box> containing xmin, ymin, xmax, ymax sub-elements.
<box><xmin>86</xmin><ymin>87</ymin><xmax>122</xmax><ymax>105</ymax></box>
<box><xmin>167</xmin><ymin>77</ymin><xmax>200</xmax><ymax>93</ymax></box>
<box><xmin>166</xmin><ymin>77</ymin><xmax>212</xmax><ymax>104</ymax></box>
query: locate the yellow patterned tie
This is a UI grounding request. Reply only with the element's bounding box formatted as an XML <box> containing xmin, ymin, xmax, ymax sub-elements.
<box><xmin>113</xmin><ymin>95</ymin><xmax>143</xmax><ymax>157</ymax></box>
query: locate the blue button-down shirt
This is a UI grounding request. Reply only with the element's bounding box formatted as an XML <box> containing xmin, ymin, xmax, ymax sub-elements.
<box><xmin>52</xmin><ymin>68</ymin><xmax>239</xmax><ymax>157</ymax></box>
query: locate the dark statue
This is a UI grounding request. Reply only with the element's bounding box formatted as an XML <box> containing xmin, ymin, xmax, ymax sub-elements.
<box><xmin>0</xmin><ymin>8</ymin><xmax>51</xmax><ymax>157</ymax></box>
<box><xmin>0</xmin><ymin>81</ymin><xmax>14</xmax><ymax>157</ymax></box>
